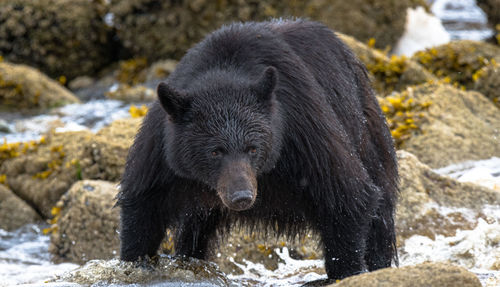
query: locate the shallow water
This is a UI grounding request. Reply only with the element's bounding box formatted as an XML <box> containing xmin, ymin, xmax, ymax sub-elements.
<box><xmin>431</xmin><ymin>0</ymin><xmax>494</xmax><ymax>40</ymax></box>
<box><xmin>0</xmin><ymin>99</ymin><xmax>134</xmax><ymax>143</ymax></box>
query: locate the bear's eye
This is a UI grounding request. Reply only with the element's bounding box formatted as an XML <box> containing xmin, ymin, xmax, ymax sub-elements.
<box><xmin>245</xmin><ymin>146</ymin><xmax>257</xmax><ymax>155</ymax></box>
<box><xmin>210</xmin><ymin>148</ymin><xmax>225</xmax><ymax>158</ymax></box>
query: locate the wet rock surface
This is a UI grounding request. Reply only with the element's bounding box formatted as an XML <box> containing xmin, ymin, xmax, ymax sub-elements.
<box><xmin>49</xmin><ymin>180</ymin><xmax>120</xmax><ymax>264</ymax></box>
<box><xmin>0</xmin><ymin>62</ymin><xmax>79</xmax><ymax>111</ymax></box>
<box><xmin>330</xmin><ymin>262</ymin><xmax>481</xmax><ymax>287</ymax></box>
<box><xmin>0</xmin><ymin>0</ymin><xmax>113</xmax><ymax>80</ymax></box>
<box><xmin>395</xmin><ymin>83</ymin><xmax>500</xmax><ymax>168</ymax></box>
<box><xmin>0</xmin><ymin>184</ymin><xmax>41</xmax><ymax>231</ymax></box>
<box><xmin>54</xmin><ymin>257</ymin><xmax>229</xmax><ymax>286</ymax></box>
<box><xmin>396</xmin><ymin>150</ymin><xmax>500</xmax><ymax>242</ymax></box>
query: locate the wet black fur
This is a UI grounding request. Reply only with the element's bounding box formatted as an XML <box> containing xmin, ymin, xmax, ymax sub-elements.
<box><xmin>117</xmin><ymin>19</ymin><xmax>398</xmax><ymax>280</ymax></box>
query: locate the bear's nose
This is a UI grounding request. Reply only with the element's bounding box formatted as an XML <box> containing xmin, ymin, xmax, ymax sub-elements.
<box><xmin>230</xmin><ymin>190</ymin><xmax>254</xmax><ymax>210</ymax></box>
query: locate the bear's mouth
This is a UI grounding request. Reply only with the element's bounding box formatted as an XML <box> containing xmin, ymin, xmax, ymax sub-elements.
<box><xmin>216</xmin><ymin>157</ymin><xmax>257</xmax><ymax>211</ymax></box>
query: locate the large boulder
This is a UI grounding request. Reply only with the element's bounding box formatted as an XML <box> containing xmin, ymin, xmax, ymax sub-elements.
<box><xmin>0</xmin><ymin>118</ymin><xmax>141</xmax><ymax>218</ymax></box>
<box><xmin>109</xmin><ymin>0</ymin><xmax>427</xmax><ymax>61</ymax></box>
<box><xmin>0</xmin><ymin>184</ymin><xmax>41</xmax><ymax>231</ymax></box>
<box><xmin>0</xmin><ymin>62</ymin><xmax>79</xmax><ymax>111</ymax></box>
<box><xmin>331</xmin><ymin>262</ymin><xmax>481</xmax><ymax>287</ymax></box>
<box><xmin>337</xmin><ymin>33</ymin><xmax>435</xmax><ymax>95</ymax></box>
<box><xmin>396</xmin><ymin>151</ymin><xmax>500</xmax><ymax>243</ymax></box>
<box><xmin>49</xmin><ymin>180</ymin><xmax>120</xmax><ymax>264</ymax></box>
<box><xmin>382</xmin><ymin>83</ymin><xmax>500</xmax><ymax>168</ymax></box>
<box><xmin>0</xmin><ymin>0</ymin><xmax>113</xmax><ymax>80</ymax></box>
<box><xmin>1</xmin><ymin>131</ymin><xmax>94</xmax><ymax>218</ymax></box>
<box><xmin>412</xmin><ymin>40</ymin><xmax>500</xmax><ymax>91</ymax></box>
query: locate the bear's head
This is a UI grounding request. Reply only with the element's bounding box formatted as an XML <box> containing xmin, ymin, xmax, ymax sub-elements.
<box><xmin>157</xmin><ymin>67</ymin><xmax>282</xmax><ymax>211</ymax></box>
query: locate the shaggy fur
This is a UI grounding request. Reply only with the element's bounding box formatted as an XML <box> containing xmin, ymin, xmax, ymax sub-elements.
<box><xmin>117</xmin><ymin>19</ymin><xmax>398</xmax><ymax>281</ymax></box>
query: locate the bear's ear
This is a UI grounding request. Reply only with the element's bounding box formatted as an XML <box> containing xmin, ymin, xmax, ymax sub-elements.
<box><xmin>253</xmin><ymin>66</ymin><xmax>278</xmax><ymax>103</ymax></box>
<box><xmin>157</xmin><ymin>82</ymin><xmax>191</xmax><ymax>121</ymax></box>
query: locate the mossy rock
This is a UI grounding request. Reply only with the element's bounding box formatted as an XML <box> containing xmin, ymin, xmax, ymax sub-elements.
<box><xmin>473</xmin><ymin>64</ymin><xmax>500</xmax><ymax>108</ymax></box>
<box><xmin>333</xmin><ymin>262</ymin><xmax>481</xmax><ymax>287</ymax></box>
<box><xmin>391</xmin><ymin>83</ymin><xmax>500</xmax><ymax>168</ymax></box>
<box><xmin>0</xmin><ymin>118</ymin><xmax>141</xmax><ymax>218</ymax></box>
<box><xmin>0</xmin><ymin>62</ymin><xmax>79</xmax><ymax>111</ymax></box>
<box><xmin>110</xmin><ymin>0</ymin><xmax>427</xmax><ymax>62</ymax></box>
<box><xmin>0</xmin><ymin>0</ymin><xmax>113</xmax><ymax>80</ymax></box>
<box><xmin>337</xmin><ymin>33</ymin><xmax>435</xmax><ymax>95</ymax></box>
<box><xmin>0</xmin><ymin>184</ymin><xmax>41</xmax><ymax>231</ymax></box>
<box><xmin>49</xmin><ymin>180</ymin><xmax>120</xmax><ymax>264</ymax></box>
<box><xmin>412</xmin><ymin>40</ymin><xmax>500</xmax><ymax>89</ymax></box>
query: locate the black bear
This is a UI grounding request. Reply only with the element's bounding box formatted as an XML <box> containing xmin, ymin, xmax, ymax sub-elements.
<box><xmin>118</xmin><ymin>19</ymin><xmax>398</xmax><ymax>281</ymax></box>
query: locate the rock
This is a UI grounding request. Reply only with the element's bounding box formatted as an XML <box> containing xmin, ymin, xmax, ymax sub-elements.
<box><xmin>0</xmin><ymin>184</ymin><xmax>41</xmax><ymax>231</ymax></box>
<box><xmin>145</xmin><ymin>59</ymin><xmax>178</xmax><ymax>83</ymax></box>
<box><xmin>1</xmin><ymin>131</ymin><xmax>94</xmax><ymax>218</ymax></box>
<box><xmin>110</xmin><ymin>0</ymin><xmax>428</xmax><ymax>62</ymax></box>
<box><xmin>213</xmin><ymin>230</ymin><xmax>322</xmax><ymax>275</ymax></box>
<box><xmin>106</xmin><ymin>85</ymin><xmax>155</xmax><ymax>102</ymax></box>
<box><xmin>476</xmin><ymin>0</ymin><xmax>500</xmax><ymax>27</ymax></box>
<box><xmin>55</xmin><ymin>257</ymin><xmax>229</xmax><ymax>286</ymax></box>
<box><xmin>0</xmin><ymin>62</ymin><xmax>79</xmax><ymax>111</ymax></box>
<box><xmin>68</xmin><ymin>76</ymin><xmax>96</xmax><ymax>91</ymax></box>
<box><xmin>331</xmin><ymin>262</ymin><xmax>481</xmax><ymax>287</ymax></box>
<box><xmin>0</xmin><ymin>0</ymin><xmax>113</xmax><ymax>80</ymax></box>
<box><xmin>0</xmin><ymin>118</ymin><xmax>141</xmax><ymax>218</ymax></box>
<box><xmin>49</xmin><ymin>180</ymin><xmax>120</xmax><ymax>264</ymax></box>
<box><xmin>337</xmin><ymin>33</ymin><xmax>435</xmax><ymax>95</ymax></box>
<box><xmin>473</xmin><ymin>64</ymin><xmax>500</xmax><ymax>108</ymax></box>
<box><xmin>396</xmin><ymin>150</ymin><xmax>500</xmax><ymax>243</ymax></box>
<box><xmin>84</xmin><ymin>118</ymin><xmax>141</xmax><ymax>181</ymax></box>
<box><xmin>412</xmin><ymin>40</ymin><xmax>500</xmax><ymax>90</ymax></box>
<box><xmin>391</xmin><ymin>83</ymin><xmax>500</xmax><ymax>168</ymax></box>
<box><xmin>0</xmin><ymin>119</ymin><xmax>10</xmax><ymax>133</ymax></box>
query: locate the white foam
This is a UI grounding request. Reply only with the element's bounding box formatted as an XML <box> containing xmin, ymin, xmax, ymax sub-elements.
<box><xmin>435</xmin><ymin>157</ymin><xmax>500</xmax><ymax>191</ymax></box>
<box><xmin>394</xmin><ymin>6</ymin><xmax>450</xmax><ymax>56</ymax></box>
<box><xmin>400</xmin><ymin>218</ymin><xmax>500</xmax><ymax>270</ymax></box>
<box><xmin>229</xmin><ymin>247</ymin><xmax>326</xmax><ymax>286</ymax></box>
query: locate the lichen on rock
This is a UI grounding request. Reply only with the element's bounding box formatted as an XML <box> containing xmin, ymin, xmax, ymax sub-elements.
<box><xmin>412</xmin><ymin>40</ymin><xmax>500</xmax><ymax>92</ymax></box>
<box><xmin>337</xmin><ymin>33</ymin><xmax>435</xmax><ymax>95</ymax></box>
<box><xmin>391</xmin><ymin>83</ymin><xmax>500</xmax><ymax>168</ymax></box>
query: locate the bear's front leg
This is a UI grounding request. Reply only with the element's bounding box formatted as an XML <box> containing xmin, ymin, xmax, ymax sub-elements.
<box><xmin>318</xmin><ymin>213</ymin><xmax>369</xmax><ymax>280</ymax></box>
<box><xmin>120</xmin><ymin>197</ymin><xmax>167</xmax><ymax>262</ymax></box>
<box><xmin>174</xmin><ymin>209</ymin><xmax>221</xmax><ymax>259</ymax></box>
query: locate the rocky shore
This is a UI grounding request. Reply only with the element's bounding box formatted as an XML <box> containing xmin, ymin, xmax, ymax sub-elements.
<box><xmin>1</xmin><ymin>0</ymin><xmax>499</xmax><ymax>286</ymax></box>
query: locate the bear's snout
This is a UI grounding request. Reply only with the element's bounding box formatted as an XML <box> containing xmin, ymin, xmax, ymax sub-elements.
<box><xmin>230</xmin><ymin>190</ymin><xmax>254</xmax><ymax>210</ymax></box>
<box><xmin>217</xmin><ymin>158</ymin><xmax>257</xmax><ymax>211</ymax></box>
